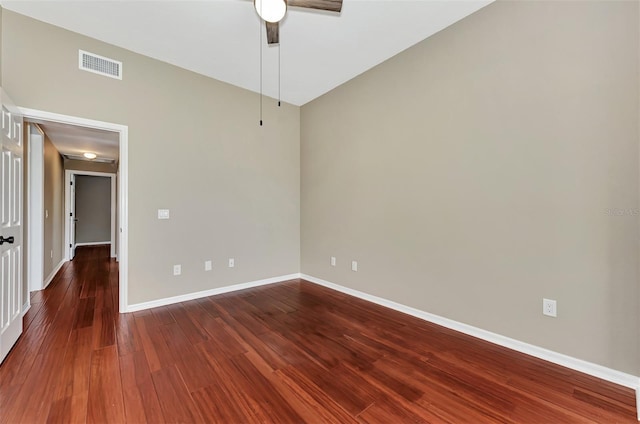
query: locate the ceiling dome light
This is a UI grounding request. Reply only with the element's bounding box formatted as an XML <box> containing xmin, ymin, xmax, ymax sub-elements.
<box><xmin>254</xmin><ymin>0</ymin><xmax>287</xmax><ymax>23</ymax></box>
<box><xmin>83</xmin><ymin>152</ymin><xmax>97</xmax><ymax>159</ymax></box>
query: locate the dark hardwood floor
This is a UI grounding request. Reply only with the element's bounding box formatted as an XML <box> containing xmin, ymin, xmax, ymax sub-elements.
<box><xmin>0</xmin><ymin>245</ymin><xmax>636</xmax><ymax>423</ymax></box>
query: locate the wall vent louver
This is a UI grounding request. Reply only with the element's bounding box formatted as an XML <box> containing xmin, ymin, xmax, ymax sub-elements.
<box><xmin>78</xmin><ymin>50</ymin><xmax>122</xmax><ymax>80</ymax></box>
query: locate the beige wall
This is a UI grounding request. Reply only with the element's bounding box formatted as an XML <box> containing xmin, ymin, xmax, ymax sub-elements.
<box><xmin>43</xmin><ymin>136</ymin><xmax>64</xmax><ymax>280</ymax></box>
<box><xmin>301</xmin><ymin>1</ymin><xmax>639</xmax><ymax>375</ymax></box>
<box><xmin>74</xmin><ymin>175</ymin><xmax>111</xmax><ymax>244</ymax></box>
<box><xmin>1</xmin><ymin>10</ymin><xmax>300</xmax><ymax>305</ymax></box>
<box><xmin>64</xmin><ymin>158</ymin><xmax>117</xmax><ymax>174</ymax></box>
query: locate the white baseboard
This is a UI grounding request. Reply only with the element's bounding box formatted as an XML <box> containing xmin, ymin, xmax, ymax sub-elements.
<box><xmin>21</xmin><ymin>301</ymin><xmax>30</xmax><ymax>318</ymax></box>
<box><xmin>301</xmin><ymin>274</ymin><xmax>640</xmax><ymax>419</ymax></box>
<box><xmin>125</xmin><ymin>273</ymin><xmax>301</xmax><ymax>313</ymax></box>
<box><xmin>43</xmin><ymin>259</ymin><xmax>66</xmax><ymax>289</ymax></box>
<box><xmin>75</xmin><ymin>241</ymin><xmax>111</xmax><ymax>247</ymax></box>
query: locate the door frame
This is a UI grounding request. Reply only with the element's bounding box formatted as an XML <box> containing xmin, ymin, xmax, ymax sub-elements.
<box><xmin>19</xmin><ymin>107</ymin><xmax>129</xmax><ymax>313</ymax></box>
<box><xmin>64</xmin><ymin>170</ymin><xmax>117</xmax><ymax>259</ymax></box>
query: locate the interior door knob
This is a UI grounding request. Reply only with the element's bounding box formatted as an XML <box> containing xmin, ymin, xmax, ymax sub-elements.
<box><xmin>0</xmin><ymin>236</ymin><xmax>15</xmax><ymax>245</ymax></box>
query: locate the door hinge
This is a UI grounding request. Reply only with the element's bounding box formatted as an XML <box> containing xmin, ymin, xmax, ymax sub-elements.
<box><xmin>70</xmin><ymin>181</ymin><xmax>73</xmax><ymax>186</ymax></box>
<box><xmin>69</xmin><ymin>244</ymin><xmax>72</xmax><ymax>248</ymax></box>
<box><xmin>70</xmin><ymin>212</ymin><xmax>73</xmax><ymax>217</ymax></box>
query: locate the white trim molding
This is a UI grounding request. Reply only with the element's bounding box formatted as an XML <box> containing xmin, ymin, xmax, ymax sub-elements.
<box><xmin>301</xmin><ymin>274</ymin><xmax>640</xmax><ymax>419</ymax></box>
<box><xmin>21</xmin><ymin>301</ymin><xmax>31</xmax><ymax>318</ymax></box>
<box><xmin>75</xmin><ymin>241</ymin><xmax>111</xmax><ymax>247</ymax></box>
<box><xmin>43</xmin><ymin>259</ymin><xmax>66</xmax><ymax>290</ymax></box>
<box><xmin>125</xmin><ymin>273</ymin><xmax>301</xmax><ymax>313</ymax></box>
<box><xmin>18</xmin><ymin>107</ymin><xmax>129</xmax><ymax>314</ymax></box>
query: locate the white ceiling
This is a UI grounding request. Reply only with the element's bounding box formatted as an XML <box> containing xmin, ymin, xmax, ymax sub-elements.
<box><xmin>32</xmin><ymin>120</ymin><xmax>119</xmax><ymax>161</ymax></box>
<box><xmin>2</xmin><ymin>0</ymin><xmax>492</xmax><ymax>106</ymax></box>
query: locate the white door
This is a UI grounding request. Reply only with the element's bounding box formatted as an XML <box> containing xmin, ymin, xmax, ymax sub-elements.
<box><xmin>70</xmin><ymin>173</ymin><xmax>76</xmax><ymax>260</ymax></box>
<box><xmin>0</xmin><ymin>88</ymin><xmax>23</xmax><ymax>364</ymax></box>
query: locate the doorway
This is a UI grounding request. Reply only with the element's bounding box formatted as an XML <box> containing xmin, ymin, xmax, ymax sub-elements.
<box><xmin>20</xmin><ymin>107</ymin><xmax>129</xmax><ymax>313</ymax></box>
<box><xmin>65</xmin><ymin>171</ymin><xmax>116</xmax><ymax>260</ymax></box>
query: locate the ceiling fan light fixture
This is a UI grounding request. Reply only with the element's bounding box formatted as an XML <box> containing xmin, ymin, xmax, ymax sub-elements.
<box><xmin>83</xmin><ymin>152</ymin><xmax>97</xmax><ymax>159</ymax></box>
<box><xmin>254</xmin><ymin>0</ymin><xmax>287</xmax><ymax>23</ymax></box>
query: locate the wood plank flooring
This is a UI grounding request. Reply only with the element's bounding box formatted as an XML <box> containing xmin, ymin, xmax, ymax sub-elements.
<box><xmin>0</xmin><ymin>245</ymin><xmax>637</xmax><ymax>423</ymax></box>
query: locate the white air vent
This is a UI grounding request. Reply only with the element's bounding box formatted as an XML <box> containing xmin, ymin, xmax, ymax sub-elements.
<box><xmin>79</xmin><ymin>50</ymin><xmax>122</xmax><ymax>80</ymax></box>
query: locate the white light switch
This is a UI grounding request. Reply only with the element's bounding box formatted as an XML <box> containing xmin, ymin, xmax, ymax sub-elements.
<box><xmin>351</xmin><ymin>261</ymin><xmax>358</xmax><ymax>272</ymax></box>
<box><xmin>173</xmin><ymin>264</ymin><xmax>181</xmax><ymax>276</ymax></box>
<box><xmin>158</xmin><ymin>209</ymin><xmax>170</xmax><ymax>220</ymax></box>
<box><xmin>204</xmin><ymin>260</ymin><xmax>212</xmax><ymax>271</ymax></box>
<box><xmin>330</xmin><ymin>256</ymin><xmax>336</xmax><ymax>267</ymax></box>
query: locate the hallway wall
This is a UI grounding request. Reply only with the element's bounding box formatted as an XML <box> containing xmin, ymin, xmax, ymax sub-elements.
<box><xmin>64</xmin><ymin>158</ymin><xmax>117</xmax><ymax>174</ymax></box>
<box><xmin>43</xmin><ymin>135</ymin><xmax>65</xmax><ymax>282</ymax></box>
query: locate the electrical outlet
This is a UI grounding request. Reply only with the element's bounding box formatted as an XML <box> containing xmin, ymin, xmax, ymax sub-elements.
<box><xmin>173</xmin><ymin>264</ymin><xmax>181</xmax><ymax>276</ymax></box>
<box><xmin>543</xmin><ymin>298</ymin><xmax>557</xmax><ymax>317</ymax></box>
<box><xmin>351</xmin><ymin>261</ymin><xmax>358</xmax><ymax>272</ymax></box>
<box><xmin>330</xmin><ymin>256</ymin><xmax>336</xmax><ymax>266</ymax></box>
<box><xmin>204</xmin><ymin>260</ymin><xmax>212</xmax><ymax>271</ymax></box>
<box><xmin>228</xmin><ymin>258</ymin><xmax>235</xmax><ymax>268</ymax></box>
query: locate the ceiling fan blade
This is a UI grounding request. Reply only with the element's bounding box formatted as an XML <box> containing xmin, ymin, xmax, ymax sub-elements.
<box><xmin>287</xmin><ymin>0</ymin><xmax>342</xmax><ymax>13</ymax></box>
<box><xmin>266</xmin><ymin>21</ymin><xmax>279</xmax><ymax>45</ymax></box>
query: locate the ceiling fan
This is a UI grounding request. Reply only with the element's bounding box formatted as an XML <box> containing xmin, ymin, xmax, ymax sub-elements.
<box><xmin>254</xmin><ymin>0</ymin><xmax>343</xmax><ymax>45</ymax></box>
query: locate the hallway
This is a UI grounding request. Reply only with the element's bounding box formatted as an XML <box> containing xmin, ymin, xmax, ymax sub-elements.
<box><xmin>0</xmin><ymin>246</ymin><xmax>119</xmax><ymax>422</ymax></box>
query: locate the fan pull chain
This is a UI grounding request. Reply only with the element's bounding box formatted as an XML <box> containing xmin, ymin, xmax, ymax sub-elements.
<box><xmin>278</xmin><ymin>41</ymin><xmax>281</xmax><ymax>107</ymax></box>
<box><xmin>259</xmin><ymin>18</ymin><xmax>263</xmax><ymax>126</ymax></box>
